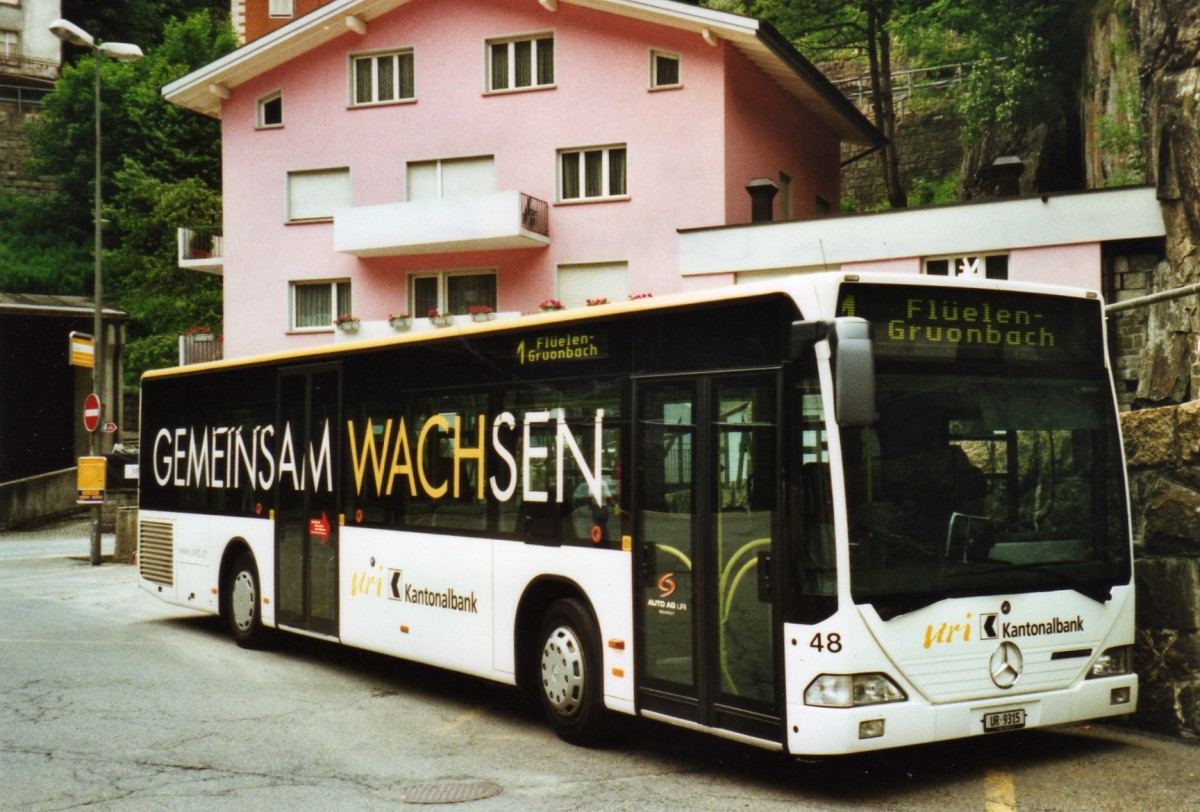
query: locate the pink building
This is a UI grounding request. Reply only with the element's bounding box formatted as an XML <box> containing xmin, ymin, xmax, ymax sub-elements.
<box><xmin>164</xmin><ymin>0</ymin><xmax>879</xmax><ymax>358</ymax></box>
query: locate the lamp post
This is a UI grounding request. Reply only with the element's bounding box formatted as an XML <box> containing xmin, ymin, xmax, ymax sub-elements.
<box><xmin>50</xmin><ymin>19</ymin><xmax>143</xmax><ymax>566</ymax></box>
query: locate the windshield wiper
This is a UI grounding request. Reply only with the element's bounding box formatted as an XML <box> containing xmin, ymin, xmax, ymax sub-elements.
<box><xmin>952</xmin><ymin>560</ymin><xmax>1113</xmax><ymax>604</ymax></box>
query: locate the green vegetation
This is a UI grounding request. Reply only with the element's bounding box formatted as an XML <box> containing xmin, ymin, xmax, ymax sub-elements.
<box><xmin>10</xmin><ymin>8</ymin><xmax>235</xmax><ymax>388</ymax></box>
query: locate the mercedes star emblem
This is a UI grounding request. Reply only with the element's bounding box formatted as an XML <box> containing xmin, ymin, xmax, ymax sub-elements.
<box><xmin>989</xmin><ymin>641</ymin><xmax>1023</xmax><ymax>689</ymax></box>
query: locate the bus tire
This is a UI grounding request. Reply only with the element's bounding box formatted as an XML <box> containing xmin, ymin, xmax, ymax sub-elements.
<box><xmin>536</xmin><ymin>598</ymin><xmax>609</xmax><ymax>746</ymax></box>
<box><xmin>225</xmin><ymin>552</ymin><xmax>268</xmax><ymax>649</ymax></box>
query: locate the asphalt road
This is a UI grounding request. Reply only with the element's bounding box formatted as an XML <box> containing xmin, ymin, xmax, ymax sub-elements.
<box><xmin>1</xmin><ymin>519</ymin><xmax>1197</xmax><ymax>811</ymax></box>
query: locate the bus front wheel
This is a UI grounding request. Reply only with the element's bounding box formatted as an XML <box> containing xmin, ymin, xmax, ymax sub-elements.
<box><xmin>225</xmin><ymin>552</ymin><xmax>268</xmax><ymax>649</ymax></box>
<box><xmin>536</xmin><ymin>598</ymin><xmax>608</xmax><ymax>746</ymax></box>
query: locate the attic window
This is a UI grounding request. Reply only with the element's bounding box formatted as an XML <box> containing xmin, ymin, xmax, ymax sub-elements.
<box><xmin>257</xmin><ymin>90</ymin><xmax>283</xmax><ymax>128</ymax></box>
<box><xmin>650</xmin><ymin>50</ymin><xmax>680</xmax><ymax>89</ymax></box>
<box><xmin>269</xmin><ymin>0</ymin><xmax>294</xmax><ymax>19</ymax></box>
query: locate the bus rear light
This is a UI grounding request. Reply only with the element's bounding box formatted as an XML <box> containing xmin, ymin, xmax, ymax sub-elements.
<box><xmin>1088</xmin><ymin>646</ymin><xmax>1131</xmax><ymax>679</ymax></box>
<box><xmin>804</xmin><ymin>673</ymin><xmax>906</xmax><ymax>708</ymax></box>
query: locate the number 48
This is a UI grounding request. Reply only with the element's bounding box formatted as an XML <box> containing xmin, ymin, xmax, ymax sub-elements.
<box><xmin>809</xmin><ymin>631</ymin><xmax>843</xmax><ymax>653</ymax></box>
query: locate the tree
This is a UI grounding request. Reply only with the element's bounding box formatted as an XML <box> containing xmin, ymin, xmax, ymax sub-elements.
<box><xmin>707</xmin><ymin>0</ymin><xmax>908</xmax><ymax>207</ymax></box>
<box><xmin>895</xmin><ymin>0</ymin><xmax>1084</xmax><ymax>145</ymax></box>
<box><xmin>23</xmin><ymin>10</ymin><xmax>236</xmax><ymax>385</ymax></box>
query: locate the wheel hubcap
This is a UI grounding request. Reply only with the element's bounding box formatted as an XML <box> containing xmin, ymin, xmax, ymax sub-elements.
<box><xmin>540</xmin><ymin>625</ymin><xmax>585</xmax><ymax>717</ymax></box>
<box><xmin>231</xmin><ymin>570</ymin><xmax>256</xmax><ymax>632</ymax></box>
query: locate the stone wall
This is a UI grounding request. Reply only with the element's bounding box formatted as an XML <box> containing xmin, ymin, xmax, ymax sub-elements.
<box><xmin>840</xmin><ymin>108</ymin><xmax>963</xmax><ymax>209</ymax></box>
<box><xmin>1121</xmin><ymin>403</ymin><xmax>1200</xmax><ymax>738</ymax></box>
<box><xmin>0</xmin><ymin>98</ymin><xmax>55</xmax><ymax>198</ymax></box>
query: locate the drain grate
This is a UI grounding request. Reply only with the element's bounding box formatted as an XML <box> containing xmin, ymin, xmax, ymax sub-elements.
<box><xmin>399</xmin><ymin>779</ymin><xmax>503</xmax><ymax>805</ymax></box>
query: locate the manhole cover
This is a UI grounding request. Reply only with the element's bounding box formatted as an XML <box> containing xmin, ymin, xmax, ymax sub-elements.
<box><xmin>399</xmin><ymin>780</ymin><xmax>503</xmax><ymax>805</ymax></box>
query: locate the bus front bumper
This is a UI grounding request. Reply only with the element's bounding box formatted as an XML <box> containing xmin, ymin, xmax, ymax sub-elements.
<box><xmin>786</xmin><ymin>674</ymin><xmax>1138</xmax><ymax>757</ymax></box>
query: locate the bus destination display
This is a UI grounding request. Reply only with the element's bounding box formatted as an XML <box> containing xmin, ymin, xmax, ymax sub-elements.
<box><xmin>836</xmin><ymin>283</ymin><xmax>1103</xmax><ymax>365</ymax></box>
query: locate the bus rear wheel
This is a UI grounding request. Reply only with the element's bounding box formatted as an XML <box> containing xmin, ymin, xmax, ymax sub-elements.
<box><xmin>536</xmin><ymin>598</ymin><xmax>608</xmax><ymax>746</ymax></box>
<box><xmin>225</xmin><ymin>552</ymin><xmax>269</xmax><ymax>649</ymax></box>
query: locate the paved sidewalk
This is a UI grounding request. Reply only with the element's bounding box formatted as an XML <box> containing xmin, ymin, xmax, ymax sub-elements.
<box><xmin>0</xmin><ymin>514</ymin><xmax>116</xmax><ymax>561</ymax></box>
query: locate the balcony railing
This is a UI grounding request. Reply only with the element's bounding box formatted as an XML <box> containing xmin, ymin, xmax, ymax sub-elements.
<box><xmin>0</xmin><ymin>55</ymin><xmax>60</xmax><ymax>83</ymax></box>
<box><xmin>519</xmin><ymin>193</ymin><xmax>549</xmax><ymax>237</ymax></box>
<box><xmin>179</xmin><ymin>332</ymin><xmax>223</xmax><ymax>365</ymax></box>
<box><xmin>177</xmin><ymin>227</ymin><xmax>224</xmax><ymax>274</ymax></box>
<box><xmin>334</xmin><ymin>190</ymin><xmax>551</xmax><ymax>258</ymax></box>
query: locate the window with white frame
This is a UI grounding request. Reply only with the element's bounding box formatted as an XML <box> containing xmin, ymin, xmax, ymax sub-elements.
<box><xmin>290</xmin><ymin>280</ymin><xmax>351</xmax><ymax>331</ymax></box>
<box><xmin>0</xmin><ymin>29</ymin><xmax>18</xmax><ymax>60</ymax></box>
<box><xmin>406</xmin><ymin>156</ymin><xmax>496</xmax><ymax>201</ymax></box>
<box><xmin>486</xmin><ymin>33</ymin><xmax>554</xmax><ymax>92</ymax></box>
<box><xmin>557</xmin><ymin>261</ymin><xmax>629</xmax><ymax>309</ymax></box>
<box><xmin>351</xmin><ymin>49</ymin><xmax>415</xmax><ymax>106</ymax></box>
<box><xmin>256</xmin><ymin>90</ymin><xmax>282</xmax><ymax>128</ymax></box>
<box><xmin>286</xmin><ymin>168</ymin><xmax>351</xmax><ymax>223</ymax></box>
<box><xmin>924</xmin><ymin>254</ymin><xmax>1009</xmax><ymax>280</ymax></box>
<box><xmin>559</xmin><ymin>145</ymin><xmax>627</xmax><ymax>202</ymax></box>
<box><xmin>650</xmin><ymin>50</ymin><xmax>680</xmax><ymax>89</ymax></box>
<box><xmin>410</xmin><ymin>270</ymin><xmax>497</xmax><ymax>317</ymax></box>
<box><xmin>269</xmin><ymin>0</ymin><xmax>294</xmax><ymax>18</ymax></box>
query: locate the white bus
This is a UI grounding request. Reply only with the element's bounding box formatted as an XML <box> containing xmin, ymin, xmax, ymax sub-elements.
<box><xmin>137</xmin><ymin>272</ymin><xmax>1136</xmax><ymax>755</ymax></box>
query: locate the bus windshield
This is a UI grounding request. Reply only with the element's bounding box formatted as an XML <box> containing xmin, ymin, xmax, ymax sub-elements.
<box><xmin>842</xmin><ymin>368</ymin><xmax>1131</xmax><ymax>619</ymax></box>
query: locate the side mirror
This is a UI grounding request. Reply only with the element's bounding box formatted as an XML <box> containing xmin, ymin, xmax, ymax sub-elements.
<box><xmin>790</xmin><ymin>317</ymin><xmax>876</xmax><ymax>426</ymax></box>
<box><xmin>830</xmin><ymin>319</ymin><xmax>878</xmax><ymax>426</ymax></box>
<box><xmin>831</xmin><ymin>318</ymin><xmax>875</xmax><ymax>426</ymax></box>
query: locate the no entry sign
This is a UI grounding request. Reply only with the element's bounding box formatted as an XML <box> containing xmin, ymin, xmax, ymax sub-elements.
<box><xmin>83</xmin><ymin>393</ymin><xmax>101</xmax><ymax>433</ymax></box>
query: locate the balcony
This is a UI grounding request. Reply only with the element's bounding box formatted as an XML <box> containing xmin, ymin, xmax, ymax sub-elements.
<box><xmin>334</xmin><ymin>191</ymin><xmax>549</xmax><ymax>258</ymax></box>
<box><xmin>177</xmin><ymin>227</ymin><xmax>223</xmax><ymax>274</ymax></box>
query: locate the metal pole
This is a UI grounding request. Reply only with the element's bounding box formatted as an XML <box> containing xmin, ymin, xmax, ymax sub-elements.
<box><xmin>1104</xmin><ymin>282</ymin><xmax>1200</xmax><ymax>314</ymax></box>
<box><xmin>90</xmin><ymin>52</ymin><xmax>103</xmax><ymax>566</ymax></box>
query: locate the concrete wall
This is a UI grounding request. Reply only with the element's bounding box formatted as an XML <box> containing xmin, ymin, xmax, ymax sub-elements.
<box><xmin>0</xmin><ymin>468</ymin><xmax>79</xmax><ymax>530</ymax></box>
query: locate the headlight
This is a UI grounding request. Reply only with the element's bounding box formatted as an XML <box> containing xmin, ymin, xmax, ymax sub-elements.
<box><xmin>1088</xmin><ymin>646</ymin><xmax>1132</xmax><ymax>678</ymax></box>
<box><xmin>804</xmin><ymin>673</ymin><xmax>907</xmax><ymax>707</ymax></box>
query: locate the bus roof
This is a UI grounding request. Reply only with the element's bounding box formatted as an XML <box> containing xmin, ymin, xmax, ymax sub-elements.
<box><xmin>143</xmin><ymin>272</ymin><xmax>1101</xmax><ymax>381</ymax></box>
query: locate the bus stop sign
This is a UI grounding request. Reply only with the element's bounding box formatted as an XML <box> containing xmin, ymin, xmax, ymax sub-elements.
<box><xmin>83</xmin><ymin>393</ymin><xmax>101</xmax><ymax>433</ymax></box>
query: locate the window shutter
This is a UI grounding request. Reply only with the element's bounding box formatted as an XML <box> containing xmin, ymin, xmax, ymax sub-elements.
<box><xmin>288</xmin><ymin>169</ymin><xmax>351</xmax><ymax>221</ymax></box>
<box><xmin>558</xmin><ymin>262</ymin><xmax>630</xmax><ymax>309</ymax></box>
<box><xmin>442</xmin><ymin>157</ymin><xmax>496</xmax><ymax>198</ymax></box>
<box><xmin>407</xmin><ymin>161</ymin><xmax>439</xmax><ymax>201</ymax></box>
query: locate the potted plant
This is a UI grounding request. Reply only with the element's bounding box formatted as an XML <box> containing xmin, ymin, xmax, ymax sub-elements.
<box><xmin>428</xmin><ymin>308</ymin><xmax>453</xmax><ymax>327</ymax></box>
<box><xmin>389</xmin><ymin>312</ymin><xmax>412</xmax><ymax>329</ymax></box>
<box><xmin>585</xmin><ymin>298</ymin><xmax>609</xmax><ymax>307</ymax></box>
<box><xmin>539</xmin><ymin>299</ymin><xmax>565</xmax><ymax>312</ymax></box>
<box><xmin>185</xmin><ymin>325</ymin><xmax>215</xmax><ymax>342</ymax></box>
<box><xmin>469</xmin><ymin>305</ymin><xmax>495</xmax><ymax>322</ymax></box>
<box><xmin>334</xmin><ymin>314</ymin><xmax>360</xmax><ymax>332</ymax></box>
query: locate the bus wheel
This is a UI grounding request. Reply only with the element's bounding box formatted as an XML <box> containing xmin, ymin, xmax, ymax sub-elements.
<box><xmin>536</xmin><ymin>598</ymin><xmax>608</xmax><ymax>746</ymax></box>
<box><xmin>226</xmin><ymin>552</ymin><xmax>268</xmax><ymax>649</ymax></box>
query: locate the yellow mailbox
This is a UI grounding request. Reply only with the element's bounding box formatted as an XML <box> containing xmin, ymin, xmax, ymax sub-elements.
<box><xmin>77</xmin><ymin>456</ymin><xmax>107</xmax><ymax>504</ymax></box>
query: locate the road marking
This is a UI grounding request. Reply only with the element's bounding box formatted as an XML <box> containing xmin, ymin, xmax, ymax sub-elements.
<box><xmin>439</xmin><ymin>708</ymin><xmax>485</xmax><ymax>735</ymax></box>
<box><xmin>985</xmin><ymin>769</ymin><xmax>1017</xmax><ymax>812</ymax></box>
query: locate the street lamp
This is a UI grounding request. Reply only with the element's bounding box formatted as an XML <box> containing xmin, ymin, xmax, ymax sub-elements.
<box><xmin>50</xmin><ymin>19</ymin><xmax>143</xmax><ymax>566</ymax></box>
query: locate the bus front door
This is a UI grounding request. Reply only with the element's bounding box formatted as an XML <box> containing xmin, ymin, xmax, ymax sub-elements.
<box><xmin>275</xmin><ymin>364</ymin><xmax>341</xmax><ymax>638</ymax></box>
<box><xmin>634</xmin><ymin>373</ymin><xmax>782</xmax><ymax>743</ymax></box>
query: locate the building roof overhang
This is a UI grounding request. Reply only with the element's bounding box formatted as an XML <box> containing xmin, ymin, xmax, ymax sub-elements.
<box><xmin>678</xmin><ymin>185</ymin><xmax>1167</xmax><ymax>277</ymax></box>
<box><xmin>162</xmin><ymin>0</ymin><xmax>881</xmax><ymax>146</ymax></box>
<box><xmin>0</xmin><ymin>294</ymin><xmax>128</xmax><ymax>319</ymax></box>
